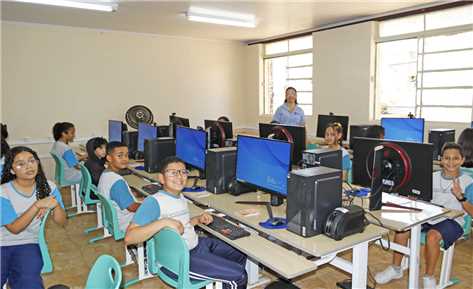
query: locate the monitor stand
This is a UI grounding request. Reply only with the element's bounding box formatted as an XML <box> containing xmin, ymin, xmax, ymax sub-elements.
<box><xmin>183</xmin><ymin>171</ymin><xmax>206</xmax><ymax>192</ymax></box>
<box><xmin>236</xmin><ymin>200</ymin><xmax>287</xmax><ymax>229</ymax></box>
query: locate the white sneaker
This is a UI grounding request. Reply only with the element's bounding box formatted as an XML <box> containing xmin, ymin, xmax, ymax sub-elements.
<box><xmin>374</xmin><ymin>266</ymin><xmax>403</xmax><ymax>284</ymax></box>
<box><xmin>423</xmin><ymin>276</ymin><xmax>437</xmax><ymax>289</ymax></box>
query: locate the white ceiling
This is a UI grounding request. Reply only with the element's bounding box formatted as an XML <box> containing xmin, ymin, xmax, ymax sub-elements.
<box><xmin>1</xmin><ymin>0</ymin><xmax>440</xmax><ymax>42</ymax></box>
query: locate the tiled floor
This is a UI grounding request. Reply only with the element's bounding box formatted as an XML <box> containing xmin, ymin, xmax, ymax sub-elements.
<box><xmin>42</xmin><ymin>190</ymin><xmax>473</xmax><ymax>289</ymax></box>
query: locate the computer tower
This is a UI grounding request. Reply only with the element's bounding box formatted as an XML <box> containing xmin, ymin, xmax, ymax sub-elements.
<box><xmin>144</xmin><ymin>138</ymin><xmax>176</xmax><ymax>173</ymax></box>
<box><xmin>205</xmin><ymin>147</ymin><xmax>237</xmax><ymax>194</ymax></box>
<box><xmin>287</xmin><ymin>167</ymin><xmax>342</xmax><ymax>237</ymax></box>
<box><xmin>302</xmin><ymin>148</ymin><xmax>342</xmax><ymax>170</ymax></box>
<box><xmin>122</xmin><ymin>131</ymin><xmax>138</xmax><ymax>157</ymax></box>
<box><xmin>429</xmin><ymin>129</ymin><xmax>455</xmax><ymax>160</ymax></box>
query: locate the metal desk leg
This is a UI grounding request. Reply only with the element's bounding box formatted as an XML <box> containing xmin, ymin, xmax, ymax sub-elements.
<box><xmin>245</xmin><ymin>259</ymin><xmax>271</xmax><ymax>288</ymax></box>
<box><xmin>409</xmin><ymin>224</ymin><xmax>422</xmax><ymax>289</ymax></box>
<box><xmin>352</xmin><ymin>241</ymin><xmax>369</xmax><ymax>289</ymax></box>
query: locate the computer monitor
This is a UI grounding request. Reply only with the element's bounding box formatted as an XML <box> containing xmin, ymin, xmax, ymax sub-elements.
<box><xmin>204</xmin><ymin>120</ymin><xmax>233</xmax><ymax>139</ymax></box>
<box><xmin>259</xmin><ymin>123</ymin><xmax>305</xmax><ymax>165</ymax></box>
<box><xmin>170</xmin><ymin>114</ymin><xmax>190</xmax><ymax>138</ymax></box>
<box><xmin>236</xmin><ymin>135</ymin><xmax>292</xmax><ymax>200</ymax></box>
<box><xmin>316</xmin><ymin>114</ymin><xmax>349</xmax><ymax>141</ymax></box>
<box><xmin>349</xmin><ymin>125</ymin><xmax>381</xmax><ymax>149</ymax></box>
<box><xmin>175</xmin><ymin>126</ymin><xmax>207</xmax><ymax>171</ymax></box>
<box><xmin>381</xmin><ymin>117</ymin><xmax>425</xmax><ymax>143</ymax></box>
<box><xmin>138</xmin><ymin>123</ymin><xmax>157</xmax><ymax>152</ymax></box>
<box><xmin>108</xmin><ymin>120</ymin><xmax>126</xmax><ymax>142</ymax></box>
<box><xmin>157</xmin><ymin>125</ymin><xmax>170</xmax><ymax>137</ymax></box>
<box><xmin>352</xmin><ymin>137</ymin><xmax>433</xmax><ymax>202</ymax></box>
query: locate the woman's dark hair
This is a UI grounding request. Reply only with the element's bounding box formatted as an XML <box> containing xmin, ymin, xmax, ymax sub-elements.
<box><xmin>91</xmin><ymin>137</ymin><xmax>108</xmax><ymax>151</ymax></box>
<box><xmin>1</xmin><ymin>123</ymin><xmax>8</xmax><ymax>140</ymax></box>
<box><xmin>217</xmin><ymin>116</ymin><xmax>230</xmax><ymax>122</ymax></box>
<box><xmin>1</xmin><ymin>123</ymin><xmax>9</xmax><ymax>158</ymax></box>
<box><xmin>159</xmin><ymin>156</ymin><xmax>185</xmax><ymax>174</ymax></box>
<box><xmin>458</xmin><ymin>128</ymin><xmax>473</xmax><ymax>167</ymax></box>
<box><xmin>326</xmin><ymin>122</ymin><xmax>344</xmax><ymax>146</ymax></box>
<box><xmin>284</xmin><ymin>87</ymin><xmax>298</xmax><ymax>104</ymax></box>
<box><xmin>1</xmin><ymin>146</ymin><xmax>51</xmax><ymax>199</ymax></box>
<box><xmin>441</xmin><ymin>142</ymin><xmax>464</xmax><ymax>158</ymax></box>
<box><xmin>52</xmin><ymin>122</ymin><xmax>74</xmax><ymax>141</ymax></box>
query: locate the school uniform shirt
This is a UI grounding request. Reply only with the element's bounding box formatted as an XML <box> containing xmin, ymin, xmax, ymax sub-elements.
<box><xmin>50</xmin><ymin>141</ymin><xmax>81</xmax><ymax>183</ymax></box>
<box><xmin>430</xmin><ymin>171</ymin><xmax>473</xmax><ymax>227</ymax></box>
<box><xmin>98</xmin><ymin>170</ymin><xmax>137</xmax><ymax>232</ymax></box>
<box><xmin>132</xmin><ymin>191</ymin><xmax>199</xmax><ymax>250</ymax></box>
<box><xmin>0</xmin><ymin>180</ymin><xmax>64</xmax><ymax>246</ymax></box>
<box><xmin>272</xmin><ymin>103</ymin><xmax>305</xmax><ymax>126</ymax></box>
<box><xmin>341</xmin><ymin>147</ymin><xmax>352</xmax><ymax>172</ymax></box>
<box><xmin>0</xmin><ymin>156</ymin><xmax>4</xmax><ymax>177</ymax></box>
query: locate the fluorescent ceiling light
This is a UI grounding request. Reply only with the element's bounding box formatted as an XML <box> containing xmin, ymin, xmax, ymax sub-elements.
<box><xmin>13</xmin><ymin>0</ymin><xmax>117</xmax><ymax>12</ymax></box>
<box><xmin>186</xmin><ymin>6</ymin><xmax>256</xmax><ymax>28</ymax></box>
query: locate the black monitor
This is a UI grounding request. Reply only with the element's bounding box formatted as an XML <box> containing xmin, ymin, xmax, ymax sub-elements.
<box><xmin>352</xmin><ymin>137</ymin><xmax>433</xmax><ymax>202</ymax></box>
<box><xmin>316</xmin><ymin>114</ymin><xmax>349</xmax><ymax>141</ymax></box>
<box><xmin>157</xmin><ymin>125</ymin><xmax>170</xmax><ymax>137</ymax></box>
<box><xmin>259</xmin><ymin>123</ymin><xmax>305</xmax><ymax>165</ymax></box>
<box><xmin>204</xmin><ymin>120</ymin><xmax>233</xmax><ymax>139</ymax></box>
<box><xmin>205</xmin><ymin>120</ymin><xmax>233</xmax><ymax>148</ymax></box>
<box><xmin>169</xmin><ymin>114</ymin><xmax>190</xmax><ymax>137</ymax></box>
<box><xmin>349</xmin><ymin>125</ymin><xmax>380</xmax><ymax>149</ymax></box>
<box><xmin>108</xmin><ymin>120</ymin><xmax>126</xmax><ymax>142</ymax></box>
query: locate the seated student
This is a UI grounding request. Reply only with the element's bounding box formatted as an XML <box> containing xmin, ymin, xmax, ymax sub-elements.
<box><xmin>366</xmin><ymin>125</ymin><xmax>385</xmax><ymax>139</ymax></box>
<box><xmin>324</xmin><ymin>122</ymin><xmax>352</xmax><ymax>181</ymax></box>
<box><xmin>125</xmin><ymin>156</ymin><xmax>248</xmax><ymax>289</ymax></box>
<box><xmin>98</xmin><ymin>142</ymin><xmax>141</xmax><ymax>232</ymax></box>
<box><xmin>457</xmin><ymin>128</ymin><xmax>473</xmax><ymax>168</ymax></box>
<box><xmin>50</xmin><ymin>122</ymin><xmax>83</xmax><ymax>183</ymax></box>
<box><xmin>1</xmin><ymin>123</ymin><xmax>10</xmax><ymax>175</ymax></box>
<box><xmin>375</xmin><ymin>143</ymin><xmax>473</xmax><ymax>289</ymax></box>
<box><xmin>1</xmin><ymin>146</ymin><xmax>67</xmax><ymax>289</ymax></box>
<box><xmin>84</xmin><ymin>137</ymin><xmax>108</xmax><ymax>187</ymax></box>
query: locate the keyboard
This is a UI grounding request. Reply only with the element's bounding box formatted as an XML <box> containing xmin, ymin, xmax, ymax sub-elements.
<box><xmin>141</xmin><ymin>183</ymin><xmax>162</xmax><ymax>195</ymax></box>
<box><xmin>118</xmin><ymin>168</ymin><xmax>132</xmax><ymax>176</ymax></box>
<box><xmin>207</xmin><ymin>215</ymin><xmax>250</xmax><ymax>240</ymax></box>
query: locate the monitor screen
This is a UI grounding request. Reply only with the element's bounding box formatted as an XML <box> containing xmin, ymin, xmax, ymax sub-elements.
<box><xmin>108</xmin><ymin>120</ymin><xmax>123</xmax><ymax>142</ymax></box>
<box><xmin>236</xmin><ymin>135</ymin><xmax>291</xmax><ymax>196</ymax></box>
<box><xmin>176</xmin><ymin>126</ymin><xmax>207</xmax><ymax>170</ymax></box>
<box><xmin>138</xmin><ymin>123</ymin><xmax>157</xmax><ymax>152</ymax></box>
<box><xmin>381</xmin><ymin>118</ymin><xmax>424</xmax><ymax>143</ymax></box>
<box><xmin>259</xmin><ymin>123</ymin><xmax>305</xmax><ymax>165</ymax></box>
<box><xmin>316</xmin><ymin>114</ymin><xmax>349</xmax><ymax>140</ymax></box>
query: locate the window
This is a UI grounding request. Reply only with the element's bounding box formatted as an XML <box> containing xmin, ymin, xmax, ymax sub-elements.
<box><xmin>375</xmin><ymin>5</ymin><xmax>473</xmax><ymax>123</ymax></box>
<box><xmin>263</xmin><ymin>36</ymin><xmax>313</xmax><ymax>116</ymax></box>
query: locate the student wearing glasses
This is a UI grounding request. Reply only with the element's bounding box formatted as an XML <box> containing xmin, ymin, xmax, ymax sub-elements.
<box><xmin>1</xmin><ymin>146</ymin><xmax>66</xmax><ymax>289</ymax></box>
<box><xmin>125</xmin><ymin>156</ymin><xmax>248</xmax><ymax>289</ymax></box>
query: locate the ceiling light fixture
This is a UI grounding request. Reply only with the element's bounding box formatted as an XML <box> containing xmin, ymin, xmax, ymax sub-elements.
<box><xmin>13</xmin><ymin>0</ymin><xmax>117</xmax><ymax>12</ymax></box>
<box><xmin>186</xmin><ymin>6</ymin><xmax>256</xmax><ymax>28</ymax></box>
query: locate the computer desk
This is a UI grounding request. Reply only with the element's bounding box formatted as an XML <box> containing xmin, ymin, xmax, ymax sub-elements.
<box><xmin>124</xmin><ymin>174</ymin><xmax>318</xmax><ymax>288</ymax></box>
<box><xmin>359</xmin><ymin>193</ymin><xmax>463</xmax><ymax>289</ymax></box>
<box><xmin>124</xmin><ymin>172</ymin><xmax>388</xmax><ymax>289</ymax></box>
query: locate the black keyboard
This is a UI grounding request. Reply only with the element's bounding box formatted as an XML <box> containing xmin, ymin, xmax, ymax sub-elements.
<box><xmin>141</xmin><ymin>184</ymin><xmax>162</xmax><ymax>195</ymax></box>
<box><xmin>207</xmin><ymin>215</ymin><xmax>250</xmax><ymax>240</ymax></box>
<box><xmin>118</xmin><ymin>168</ymin><xmax>133</xmax><ymax>176</ymax></box>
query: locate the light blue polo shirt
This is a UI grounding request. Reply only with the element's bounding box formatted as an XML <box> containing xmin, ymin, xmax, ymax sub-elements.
<box><xmin>50</xmin><ymin>141</ymin><xmax>81</xmax><ymax>183</ymax></box>
<box><xmin>1</xmin><ymin>180</ymin><xmax>64</xmax><ymax>246</ymax></box>
<box><xmin>272</xmin><ymin>103</ymin><xmax>305</xmax><ymax>126</ymax></box>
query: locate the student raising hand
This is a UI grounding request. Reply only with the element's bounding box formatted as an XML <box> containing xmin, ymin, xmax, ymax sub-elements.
<box><xmin>451</xmin><ymin>177</ymin><xmax>463</xmax><ymax>199</ymax></box>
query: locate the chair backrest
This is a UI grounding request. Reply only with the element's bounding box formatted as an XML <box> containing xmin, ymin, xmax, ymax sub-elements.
<box><xmin>79</xmin><ymin>164</ymin><xmax>99</xmax><ymax>205</ymax></box>
<box><xmin>85</xmin><ymin>255</ymin><xmax>122</xmax><ymax>289</ymax></box>
<box><xmin>39</xmin><ymin>209</ymin><xmax>53</xmax><ymax>274</ymax></box>
<box><xmin>96</xmin><ymin>193</ymin><xmax>125</xmax><ymax>240</ymax></box>
<box><xmin>146</xmin><ymin>228</ymin><xmax>191</xmax><ymax>288</ymax></box>
<box><xmin>50</xmin><ymin>153</ymin><xmax>65</xmax><ymax>186</ymax></box>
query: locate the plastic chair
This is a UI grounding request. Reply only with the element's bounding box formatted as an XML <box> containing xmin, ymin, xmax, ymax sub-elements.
<box><xmin>50</xmin><ymin>153</ymin><xmax>82</xmax><ymax>217</ymax></box>
<box><xmin>85</xmin><ymin>255</ymin><xmax>122</xmax><ymax>289</ymax></box>
<box><xmin>39</xmin><ymin>209</ymin><xmax>53</xmax><ymax>274</ymax></box>
<box><xmin>146</xmin><ymin>228</ymin><xmax>219</xmax><ymax>289</ymax></box>
<box><xmin>78</xmin><ymin>164</ymin><xmax>103</xmax><ymax>239</ymax></box>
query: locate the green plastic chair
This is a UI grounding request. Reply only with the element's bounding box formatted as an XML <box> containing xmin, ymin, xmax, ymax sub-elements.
<box><xmin>95</xmin><ymin>193</ymin><xmax>125</xmax><ymax>241</ymax></box>
<box><xmin>50</xmin><ymin>153</ymin><xmax>82</xmax><ymax>216</ymax></box>
<box><xmin>85</xmin><ymin>255</ymin><xmax>122</xmax><ymax>289</ymax></box>
<box><xmin>78</xmin><ymin>164</ymin><xmax>103</xmax><ymax>237</ymax></box>
<box><xmin>39</xmin><ymin>209</ymin><xmax>53</xmax><ymax>274</ymax></box>
<box><xmin>146</xmin><ymin>228</ymin><xmax>216</xmax><ymax>289</ymax></box>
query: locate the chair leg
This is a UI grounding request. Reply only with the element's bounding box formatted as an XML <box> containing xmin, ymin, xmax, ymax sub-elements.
<box><xmin>68</xmin><ymin>185</ymin><xmax>95</xmax><ymax>218</ymax></box>
<box><xmin>88</xmin><ymin>225</ymin><xmax>112</xmax><ymax>244</ymax></box>
<box><xmin>438</xmin><ymin>244</ymin><xmax>455</xmax><ymax>289</ymax></box>
<box><xmin>84</xmin><ymin>203</ymin><xmax>104</xmax><ymax>234</ymax></box>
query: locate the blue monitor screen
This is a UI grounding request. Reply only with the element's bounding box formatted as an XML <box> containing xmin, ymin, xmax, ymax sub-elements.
<box><xmin>236</xmin><ymin>135</ymin><xmax>291</xmax><ymax>196</ymax></box>
<box><xmin>138</xmin><ymin>123</ymin><xmax>157</xmax><ymax>152</ymax></box>
<box><xmin>108</xmin><ymin>120</ymin><xmax>123</xmax><ymax>142</ymax></box>
<box><xmin>176</xmin><ymin>127</ymin><xmax>207</xmax><ymax>170</ymax></box>
<box><xmin>381</xmin><ymin>118</ymin><xmax>425</xmax><ymax>143</ymax></box>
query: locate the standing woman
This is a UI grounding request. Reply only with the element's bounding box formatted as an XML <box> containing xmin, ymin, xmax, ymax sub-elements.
<box><xmin>1</xmin><ymin>146</ymin><xmax>66</xmax><ymax>289</ymax></box>
<box><xmin>1</xmin><ymin>123</ymin><xmax>10</xmax><ymax>175</ymax></box>
<box><xmin>272</xmin><ymin>87</ymin><xmax>305</xmax><ymax>126</ymax></box>
<box><xmin>50</xmin><ymin>122</ymin><xmax>82</xmax><ymax>183</ymax></box>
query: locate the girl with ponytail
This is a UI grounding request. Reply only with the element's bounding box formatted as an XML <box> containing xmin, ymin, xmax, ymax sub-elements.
<box><xmin>50</xmin><ymin>122</ymin><xmax>82</xmax><ymax>183</ymax></box>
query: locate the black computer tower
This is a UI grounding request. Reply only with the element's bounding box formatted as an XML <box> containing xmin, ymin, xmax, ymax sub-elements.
<box><xmin>429</xmin><ymin>129</ymin><xmax>455</xmax><ymax>160</ymax></box>
<box><xmin>144</xmin><ymin>138</ymin><xmax>176</xmax><ymax>173</ymax></box>
<box><xmin>302</xmin><ymin>148</ymin><xmax>342</xmax><ymax>170</ymax></box>
<box><xmin>287</xmin><ymin>167</ymin><xmax>342</xmax><ymax>237</ymax></box>
<box><xmin>122</xmin><ymin>131</ymin><xmax>138</xmax><ymax>157</ymax></box>
<box><xmin>205</xmin><ymin>147</ymin><xmax>237</xmax><ymax>194</ymax></box>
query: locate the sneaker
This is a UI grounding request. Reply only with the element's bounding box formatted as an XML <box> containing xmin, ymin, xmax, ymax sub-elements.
<box><xmin>423</xmin><ymin>276</ymin><xmax>437</xmax><ymax>289</ymax></box>
<box><xmin>374</xmin><ymin>265</ymin><xmax>403</xmax><ymax>284</ymax></box>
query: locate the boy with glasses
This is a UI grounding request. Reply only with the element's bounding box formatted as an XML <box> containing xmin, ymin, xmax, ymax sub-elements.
<box><xmin>125</xmin><ymin>156</ymin><xmax>248</xmax><ymax>289</ymax></box>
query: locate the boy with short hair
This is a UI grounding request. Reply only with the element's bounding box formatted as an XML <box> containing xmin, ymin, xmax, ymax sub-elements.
<box><xmin>125</xmin><ymin>156</ymin><xmax>247</xmax><ymax>289</ymax></box>
<box><xmin>375</xmin><ymin>142</ymin><xmax>473</xmax><ymax>289</ymax></box>
<box><xmin>98</xmin><ymin>142</ymin><xmax>141</xmax><ymax>232</ymax></box>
